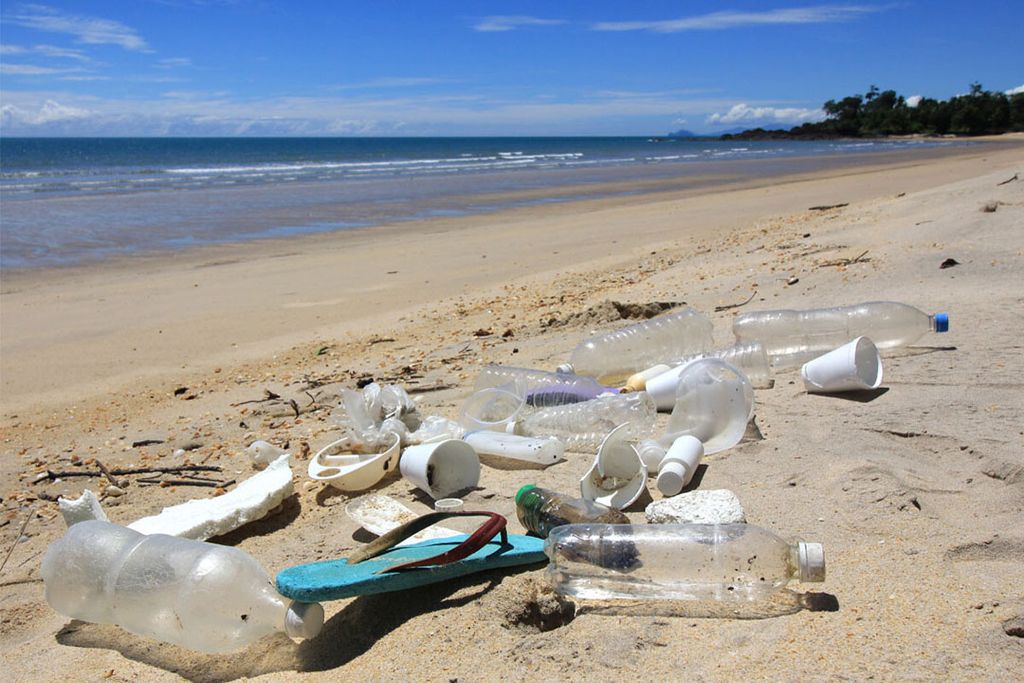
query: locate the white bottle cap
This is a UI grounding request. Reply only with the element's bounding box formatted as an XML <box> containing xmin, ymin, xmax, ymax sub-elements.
<box><xmin>655</xmin><ymin>461</ymin><xmax>687</xmax><ymax>496</ymax></box>
<box><xmin>285</xmin><ymin>601</ymin><xmax>325</xmax><ymax>640</ymax></box>
<box><xmin>798</xmin><ymin>542</ymin><xmax>826</xmax><ymax>582</ymax></box>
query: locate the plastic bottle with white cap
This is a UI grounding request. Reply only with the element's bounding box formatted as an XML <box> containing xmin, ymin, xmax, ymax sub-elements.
<box><xmin>637</xmin><ymin>436</ymin><xmax>704</xmax><ymax>497</ymax></box>
<box><xmin>732</xmin><ymin>301</ymin><xmax>949</xmax><ymax>368</ymax></box>
<box><xmin>41</xmin><ymin>520</ymin><xmax>323</xmax><ymax>653</ymax></box>
<box><xmin>544</xmin><ymin>523</ymin><xmax>825</xmax><ymax>601</ymax></box>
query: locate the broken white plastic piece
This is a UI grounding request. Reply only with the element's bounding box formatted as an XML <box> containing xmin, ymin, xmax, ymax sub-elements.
<box><xmin>307</xmin><ymin>431</ymin><xmax>400</xmax><ymax>491</ymax></box>
<box><xmin>128</xmin><ymin>454</ymin><xmax>294</xmax><ymax>540</ymax></box>
<box><xmin>580</xmin><ymin>423</ymin><xmax>647</xmax><ymax>510</ymax></box>
<box><xmin>346</xmin><ymin>494</ymin><xmax>460</xmax><ymax>545</ymax></box>
<box><xmin>246</xmin><ymin>440</ymin><xmax>287</xmax><ymax>469</ymax></box>
<box><xmin>58</xmin><ymin>489</ymin><xmax>109</xmax><ymax>527</ymax></box>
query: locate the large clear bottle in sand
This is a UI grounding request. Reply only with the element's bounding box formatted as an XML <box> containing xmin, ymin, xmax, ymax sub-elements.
<box><xmin>669</xmin><ymin>341</ymin><xmax>772</xmax><ymax>389</ymax></box>
<box><xmin>515</xmin><ymin>485</ymin><xmax>628</xmax><ymax>538</ymax></box>
<box><xmin>515</xmin><ymin>392</ymin><xmax>657</xmax><ymax>451</ymax></box>
<box><xmin>41</xmin><ymin>520</ymin><xmax>323</xmax><ymax>653</ymax></box>
<box><xmin>474</xmin><ymin>364</ymin><xmax>612</xmax><ymax>407</ymax></box>
<box><xmin>568</xmin><ymin>308</ymin><xmax>714</xmax><ymax>384</ymax></box>
<box><xmin>732</xmin><ymin>301</ymin><xmax>949</xmax><ymax>368</ymax></box>
<box><xmin>545</xmin><ymin>523</ymin><xmax>825</xmax><ymax>601</ymax></box>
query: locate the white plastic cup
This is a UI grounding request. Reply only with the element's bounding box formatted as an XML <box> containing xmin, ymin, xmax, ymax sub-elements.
<box><xmin>400</xmin><ymin>439</ymin><xmax>481</xmax><ymax>499</ymax></box>
<box><xmin>801</xmin><ymin>336</ymin><xmax>883</xmax><ymax>393</ymax></box>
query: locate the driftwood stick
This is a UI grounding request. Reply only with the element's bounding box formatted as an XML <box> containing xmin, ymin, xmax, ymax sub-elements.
<box><xmin>996</xmin><ymin>173</ymin><xmax>1018</xmax><ymax>186</ymax></box>
<box><xmin>32</xmin><ymin>464</ymin><xmax>223</xmax><ymax>483</ymax></box>
<box><xmin>817</xmin><ymin>250</ymin><xmax>869</xmax><ymax>269</ymax></box>
<box><xmin>0</xmin><ymin>507</ymin><xmax>34</xmax><ymax>576</ymax></box>
<box><xmin>137</xmin><ymin>478</ymin><xmax>234</xmax><ymax>488</ymax></box>
<box><xmin>714</xmin><ymin>290</ymin><xmax>758</xmax><ymax>312</ymax></box>
<box><xmin>94</xmin><ymin>459</ymin><xmax>122</xmax><ymax>487</ymax></box>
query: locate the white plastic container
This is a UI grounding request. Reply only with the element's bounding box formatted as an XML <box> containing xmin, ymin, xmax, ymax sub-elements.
<box><xmin>545</xmin><ymin>523</ymin><xmax>825</xmax><ymax>601</ymax></box>
<box><xmin>515</xmin><ymin>392</ymin><xmax>657</xmax><ymax>451</ymax></box>
<box><xmin>661</xmin><ymin>359</ymin><xmax>754</xmax><ymax>454</ymax></box>
<box><xmin>400</xmin><ymin>439</ymin><xmax>481</xmax><ymax>499</ymax></box>
<box><xmin>41</xmin><ymin>520</ymin><xmax>323</xmax><ymax>653</ymax></box>
<box><xmin>579</xmin><ymin>424</ymin><xmax>648</xmax><ymax>510</ymax></box>
<box><xmin>801</xmin><ymin>336</ymin><xmax>883</xmax><ymax>393</ymax></box>
<box><xmin>733</xmin><ymin>301</ymin><xmax>949</xmax><ymax>368</ymax></box>
<box><xmin>463</xmin><ymin>431</ymin><xmax>564</xmax><ymax>466</ymax></box>
<box><xmin>568</xmin><ymin>308</ymin><xmax>714</xmax><ymax>384</ymax></box>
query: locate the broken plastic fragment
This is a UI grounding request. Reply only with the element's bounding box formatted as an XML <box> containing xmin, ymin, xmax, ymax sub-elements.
<box><xmin>58</xmin><ymin>489</ymin><xmax>109</xmax><ymax>527</ymax></box>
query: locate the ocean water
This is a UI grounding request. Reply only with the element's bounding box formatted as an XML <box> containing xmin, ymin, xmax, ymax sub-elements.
<box><xmin>0</xmin><ymin>136</ymin><xmax>961</xmax><ymax>269</ymax></box>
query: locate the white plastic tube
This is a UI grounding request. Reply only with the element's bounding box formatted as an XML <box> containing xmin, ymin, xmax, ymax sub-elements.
<box><xmin>463</xmin><ymin>431</ymin><xmax>564</xmax><ymax>466</ymax></box>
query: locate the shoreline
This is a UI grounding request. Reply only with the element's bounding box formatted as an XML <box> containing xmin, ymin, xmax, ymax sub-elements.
<box><xmin>3</xmin><ymin>138</ymin><xmax>1023</xmax><ymax>412</ymax></box>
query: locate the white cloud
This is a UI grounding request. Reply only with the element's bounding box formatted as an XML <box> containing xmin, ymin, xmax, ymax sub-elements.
<box><xmin>905</xmin><ymin>95</ymin><xmax>922</xmax><ymax>108</ymax></box>
<box><xmin>0</xmin><ymin>62</ymin><xmax>84</xmax><ymax>76</ymax></box>
<box><xmin>5</xmin><ymin>4</ymin><xmax>149</xmax><ymax>51</ymax></box>
<box><xmin>329</xmin><ymin>77</ymin><xmax>447</xmax><ymax>90</ymax></box>
<box><xmin>1</xmin><ymin>45</ymin><xmax>28</xmax><ymax>54</ymax></box>
<box><xmin>0</xmin><ymin>43</ymin><xmax>88</xmax><ymax>60</ymax></box>
<box><xmin>1</xmin><ymin>98</ymin><xmax>90</xmax><ymax>125</ymax></box>
<box><xmin>1006</xmin><ymin>84</ymin><xmax>1024</xmax><ymax>96</ymax></box>
<box><xmin>707</xmin><ymin>103</ymin><xmax>825</xmax><ymax>126</ymax></box>
<box><xmin>474</xmin><ymin>15</ymin><xmax>565</xmax><ymax>32</ymax></box>
<box><xmin>157</xmin><ymin>57</ymin><xmax>192</xmax><ymax>68</ymax></box>
<box><xmin>593</xmin><ymin>5</ymin><xmax>882</xmax><ymax>32</ymax></box>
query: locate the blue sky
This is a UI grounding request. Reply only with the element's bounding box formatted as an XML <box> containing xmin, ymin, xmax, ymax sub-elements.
<box><xmin>1</xmin><ymin>1</ymin><xmax>1021</xmax><ymax>136</ymax></box>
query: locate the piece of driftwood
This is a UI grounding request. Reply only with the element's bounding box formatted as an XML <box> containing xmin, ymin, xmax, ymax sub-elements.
<box><xmin>714</xmin><ymin>290</ymin><xmax>758</xmax><ymax>312</ymax></box>
<box><xmin>808</xmin><ymin>203</ymin><xmax>849</xmax><ymax>211</ymax></box>
<box><xmin>817</xmin><ymin>250</ymin><xmax>869</xmax><ymax>268</ymax></box>
<box><xmin>32</xmin><ymin>464</ymin><xmax>222</xmax><ymax>483</ymax></box>
<box><xmin>996</xmin><ymin>173</ymin><xmax>1018</xmax><ymax>186</ymax></box>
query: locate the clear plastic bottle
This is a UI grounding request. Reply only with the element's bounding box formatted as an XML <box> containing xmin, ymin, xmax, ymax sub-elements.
<box><xmin>41</xmin><ymin>520</ymin><xmax>323</xmax><ymax>653</ymax></box>
<box><xmin>545</xmin><ymin>523</ymin><xmax>825</xmax><ymax>601</ymax></box>
<box><xmin>515</xmin><ymin>392</ymin><xmax>657</xmax><ymax>451</ymax></box>
<box><xmin>733</xmin><ymin>301</ymin><xmax>949</xmax><ymax>368</ymax></box>
<box><xmin>669</xmin><ymin>341</ymin><xmax>772</xmax><ymax>389</ymax></box>
<box><xmin>515</xmin><ymin>485</ymin><xmax>628</xmax><ymax>538</ymax></box>
<box><xmin>474</xmin><ymin>364</ymin><xmax>612</xmax><ymax>407</ymax></box>
<box><xmin>569</xmin><ymin>308</ymin><xmax>714</xmax><ymax>384</ymax></box>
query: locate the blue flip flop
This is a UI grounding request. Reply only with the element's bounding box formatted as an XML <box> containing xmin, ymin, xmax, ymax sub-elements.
<box><xmin>276</xmin><ymin>511</ymin><xmax>547</xmax><ymax>603</ymax></box>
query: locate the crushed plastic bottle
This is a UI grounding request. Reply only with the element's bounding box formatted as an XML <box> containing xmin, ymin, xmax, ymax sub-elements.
<box><xmin>515</xmin><ymin>392</ymin><xmax>657</xmax><ymax>451</ymax></box>
<box><xmin>733</xmin><ymin>301</ymin><xmax>949</xmax><ymax>368</ymax></box>
<box><xmin>474</xmin><ymin>365</ymin><xmax>613</xmax><ymax>407</ymax></box>
<box><xmin>545</xmin><ymin>523</ymin><xmax>825</xmax><ymax>601</ymax></box>
<box><xmin>670</xmin><ymin>341</ymin><xmax>772</xmax><ymax>389</ymax></box>
<box><xmin>41</xmin><ymin>520</ymin><xmax>323</xmax><ymax>653</ymax></box>
<box><xmin>568</xmin><ymin>308</ymin><xmax>714</xmax><ymax>384</ymax></box>
<box><xmin>515</xmin><ymin>485</ymin><xmax>628</xmax><ymax>538</ymax></box>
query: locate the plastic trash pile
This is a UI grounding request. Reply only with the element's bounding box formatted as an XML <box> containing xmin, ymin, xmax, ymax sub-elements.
<box><xmin>42</xmin><ymin>299</ymin><xmax>947</xmax><ymax>652</ymax></box>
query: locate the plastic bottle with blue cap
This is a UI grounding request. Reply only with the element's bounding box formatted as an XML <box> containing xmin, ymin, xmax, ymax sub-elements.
<box><xmin>732</xmin><ymin>301</ymin><xmax>949</xmax><ymax>368</ymax></box>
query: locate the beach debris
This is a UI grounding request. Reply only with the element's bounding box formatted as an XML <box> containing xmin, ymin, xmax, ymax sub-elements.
<box><xmin>1003</xmin><ymin>616</ymin><xmax>1024</xmax><ymax>638</ymax></box>
<box><xmin>808</xmin><ymin>202</ymin><xmax>849</xmax><ymax>211</ymax></box>
<box><xmin>308</xmin><ymin>431</ymin><xmax>400</xmax><ymax>492</ymax></box>
<box><xmin>131</xmin><ymin>439</ymin><xmax>164</xmax><ymax>448</ymax></box>
<box><xmin>173</xmin><ymin>386</ymin><xmax>189</xmax><ymax>396</ymax></box>
<box><xmin>32</xmin><ymin>464</ymin><xmax>222</xmax><ymax>484</ymax></box>
<box><xmin>104</xmin><ymin>485</ymin><xmax>126</xmax><ymax>497</ymax></box>
<box><xmin>786</xmin><ymin>276</ymin><xmax>800</xmax><ymax>286</ymax></box>
<box><xmin>714</xmin><ymin>290</ymin><xmax>757</xmax><ymax>312</ymax></box>
<box><xmin>645</xmin><ymin>489</ymin><xmax>746</xmax><ymax>524</ymax></box>
<box><xmin>346</xmin><ymin>494</ymin><xmax>460</xmax><ymax>543</ymax></box>
<box><xmin>230</xmin><ymin>388</ymin><xmax>281</xmax><ymax>406</ymax></box>
<box><xmin>981</xmin><ymin>201</ymin><xmax>999</xmax><ymax>212</ymax></box>
<box><xmin>816</xmin><ymin>249</ymin><xmax>870</xmax><ymax>268</ymax></box>
<box><xmin>637</xmin><ymin>436</ymin><xmax>704</xmax><ymax>497</ymax></box>
<box><xmin>996</xmin><ymin>172</ymin><xmax>1018</xmax><ymax>186</ymax></box>
<box><xmin>247</xmin><ymin>439</ymin><xmax>287</xmax><ymax>468</ymax></box>
<box><xmin>473</xmin><ymin>328</ymin><xmax>493</xmax><ymax>337</ymax></box>
<box><xmin>128</xmin><ymin>454</ymin><xmax>294</xmax><ymax>540</ymax></box>
<box><xmin>801</xmin><ymin>337</ymin><xmax>883</xmax><ymax>394</ymax></box>
<box><xmin>0</xmin><ymin>507</ymin><xmax>34</xmax><ymax>576</ymax></box>
<box><xmin>464</xmin><ymin>431</ymin><xmax>564</xmax><ymax>467</ymax></box>
<box><xmin>401</xmin><ymin>439</ymin><xmax>481</xmax><ymax>500</ymax></box>
<box><xmin>580</xmin><ymin>424</ymin><xmax>648</xmax><ymax>510</ymax></box>
<box><xmin>940</xmin><ymin>258</ymin><xmax>961</xmax><ymax>269</ymax></box>
<box><xmin>42</xmin><ymin>520</ymin><xmax>323</xmax><ymax>652</ymax></box>
<box><xmin>434</xmin><ymin>498</ymin><xmax>464</xmax><ymax>512</ymax></box>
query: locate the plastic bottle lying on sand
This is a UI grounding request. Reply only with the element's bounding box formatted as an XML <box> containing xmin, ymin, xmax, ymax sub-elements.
<box><xmin>568</xmin><ymin>308</ymin><xmax>714</xmax><ymax>385</ymax></box>
<box><xmin>515</xmin><ymin>392</ymin><xmax>657</xmax><ymax>451</ymax></box>
<box><xmin>41</xmin><ymin>520</ymin><xmax>323</xmax><ymax>653</ymax></box>
<box><xmin>545</xmin><ymin>523</ymin><xmax>825</xmax><ymax>601</ymax></box>
<box><xmin>474</xmin><ymin>365</ymin><xmax>613</xmax><ymax>407</ymax></box>
<box><xmin>515</xmin><ymin>485</ymin><xmax>628</xmax><ymax>538</ymax></box>
<box><xmin>732</xmin><ymin>301</ymin><xmax>949</xmax><ymax>368</ymax></box>
<box><xmin>627</xmin><ymin>342</ymin><xmax>771</xmax><ymax>392</ymax></box>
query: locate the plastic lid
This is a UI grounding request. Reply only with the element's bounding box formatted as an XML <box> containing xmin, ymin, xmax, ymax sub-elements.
<box><xmin>515</xmin><ymin>484</ymin><xmax>537</xmax><ymax>505</ymax></box>
<box><xmin>798</xmin><ymin>542</ymin><xmax>826</xmax><ymax>582</ymax></box>
<box><xmin>285</xmin><ymin>601</ymin><xmax>325</xmax><ymax>640</ymax></box>
<box><xmin>434</xmin><ymin>498</ymin><xmax>464</xmax><ymax>512</ymax></box>
<box><xmin>656</xmin><ymin>462</ymin><xmax>686</xmax><ymax>497</ymax></box>
<box><xmin>933</xmin><ymin>312</ymin><xmax>949</xmax><ymax>333</ymax></box>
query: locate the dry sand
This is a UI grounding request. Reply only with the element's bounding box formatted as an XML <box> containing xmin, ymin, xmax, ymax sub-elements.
<box><xmin>1</xmin><ymin>139</ymin><xmax>1023</xmax><ymax>681</ymax></box>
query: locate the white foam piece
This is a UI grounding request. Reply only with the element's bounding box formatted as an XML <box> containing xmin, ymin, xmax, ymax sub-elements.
<box><xmin>246</xmin><ymin>440</ymin><xmax>286</xmax><ymax>468</ymax></box>
<box><xmin>58</xmin><ymin>489</ymin><xmax>108</xmax><ymax>527</ymax></box>
<box><xmin>128</xmin><ymin>454</ymin><xmax>294</xmax><ymax>540</ymax></box>
<box><xmin>644</xmin><ymin>489</ymin><xmax>746</xmax><ymax>525</ymax></box>
<box><xmin>345</xmin><ymin>494</ymin><xmax>460</xmax><ymax>545</ymax></box>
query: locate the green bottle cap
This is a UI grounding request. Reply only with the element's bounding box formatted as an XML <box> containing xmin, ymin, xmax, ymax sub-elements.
<box><xmin>515</xmin><ymin>484</ymin><xmax>537</xmax><ymax>505</ymax></box>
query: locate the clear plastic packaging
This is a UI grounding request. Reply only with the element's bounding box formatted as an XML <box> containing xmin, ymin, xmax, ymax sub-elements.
<box><xmin>732</xmin><ymin>301</ymin><xmax>949</xmax><ymax>368</ymax></box>
<box><xmin>515</xmin><ymin>392</ymin><xmax>657</xmax><ymax>451</ymax></box>
<box><xmin>661</xmin><ymin>359</ymin><xmax>754</xmax><ymax>454</ymax></box>
<box><xmin>474</xmin><ymin>364</ymin><xmax>613</xmax><ymax>407</ymax></box>
<box><xmin>41</xmin><ymin>520</ymin><xmax>323</xmax><ymax>653</ymax></box>
<box><xmin>515</xmin><ymin>485</ymin><xmax>628</xmax><ymax>538</ymax></box>
<box><xmin>545</xmin><ymin>523</ymin><xmax>825</xmax><ymax>601</ymax></box>
<box><xmin>569</xmin><ymin>308</ymin><xmax>714</xmax><ymax>384</ymax></box>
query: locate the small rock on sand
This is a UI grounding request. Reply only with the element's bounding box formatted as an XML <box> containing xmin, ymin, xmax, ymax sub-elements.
<box><xmin>645</xmin><ymin>489</ymin><xmax>746</xmax><ymax>524</ymax></box>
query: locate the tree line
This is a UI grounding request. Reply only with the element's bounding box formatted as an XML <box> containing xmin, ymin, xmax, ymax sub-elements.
<box><xmin>723</xmin><ymin>83</ymin><xmax>1024</xmax><ymax>139</ymax></box>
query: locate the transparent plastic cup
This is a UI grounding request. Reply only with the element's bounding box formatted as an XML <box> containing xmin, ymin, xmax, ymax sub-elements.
<box><xmin>662</xmin><ymin>359</ymin><xmax>753</xmax><ymax>454</ymax></box>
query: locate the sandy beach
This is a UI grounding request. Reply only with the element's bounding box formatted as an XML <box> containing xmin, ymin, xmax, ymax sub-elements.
<box><xmin>2</xmin><ymin>138</ymin><xmax>1023</xmax><ymax>680</ymax></box>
